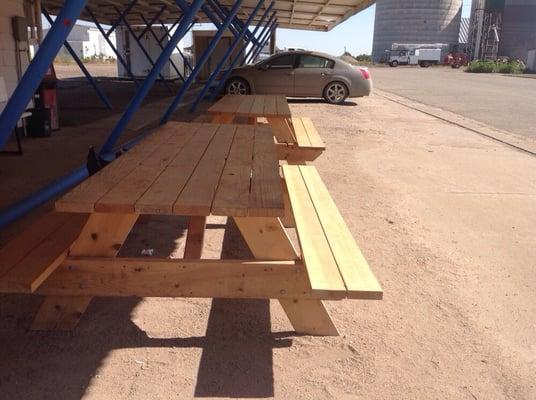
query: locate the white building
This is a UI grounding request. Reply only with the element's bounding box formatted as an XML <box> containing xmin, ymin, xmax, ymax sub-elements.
<box><xmin>44</xmin><ymin>24</ymin><xmax>117</xmax><ymax>60</ymax></box>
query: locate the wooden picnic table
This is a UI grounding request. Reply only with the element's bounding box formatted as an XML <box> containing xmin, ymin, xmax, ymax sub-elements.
<box><xmin>0</xmin><ymin>121</ymin><xmax>381</xmax><ymax>335</ymax></box>
<box><xmin>208</xmin><ymin>95</ymin><xmax>326</xmax><ymax>163</ymax></box>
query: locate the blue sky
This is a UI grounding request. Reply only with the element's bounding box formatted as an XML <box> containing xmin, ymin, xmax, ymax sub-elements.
<box><xmin>277</xmin><ymin>0</ymin><xmax>473</xmax><ymax>56</ymax></box>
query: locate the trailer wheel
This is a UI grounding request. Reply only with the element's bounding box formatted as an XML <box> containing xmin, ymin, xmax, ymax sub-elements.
<box><xmin>389</xmin><ymin>60</ymin><xmax>398</xmax><ymax>67</ymax></box>
<box><xmin>419</xmin><ymin>61</ymin><xmax>431</xmax><ymax>68</ymax></box>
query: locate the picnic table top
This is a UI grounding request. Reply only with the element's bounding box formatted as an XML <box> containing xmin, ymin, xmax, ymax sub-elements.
<box><xmin>56</xmin><ymin>122</ymin><xmax>284</xmax><ymax>217</ymax></box>
<box><xmin>207</xmin><ymin>95</ymin><xmax>291</xmax><ymax>119</ymax></box>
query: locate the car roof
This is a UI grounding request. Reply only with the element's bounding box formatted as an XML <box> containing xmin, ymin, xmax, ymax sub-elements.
<box><xmin>272</xmin><ymin>50</ymin><xmax>336</xmax><ymax>60</ymax></box>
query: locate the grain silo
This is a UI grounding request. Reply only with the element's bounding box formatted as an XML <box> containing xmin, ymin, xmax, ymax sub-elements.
<box><xmin>499</xmin><ymin>0</ymin><xmax>536</xmax><ymax>61</ymax></box>
<box><xmin>372</xmin><ymin>0</ymin><xmax>463</xmax><ymax>62</ymax></box>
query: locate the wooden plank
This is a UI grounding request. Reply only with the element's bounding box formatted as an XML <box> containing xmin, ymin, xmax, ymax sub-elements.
<box><xmin>275</xmin><ymin>95</ymin><xmax>292</xmax><ymax>118</ymax></box>
<box><xmin>184</xmin><ymin>216</ymin><xmax>206</xmax><ymax>259</ymax></box>
<box><xmin>135</xmin><ymin>124</ymin><xmax>219</xmax><ymax>214</ymax></box>
<box><xmin>95</xmin><ymin>126</ymin><xmax>195</xmax><ymax>213</ymax></box>
<box><xmin>31</xmin><ymin>295</ymin><xmax>92</xmax><ymax>331</ymax></box>
<box><xmin>0</xmin><ymin>212</ymin><xmax>72</xmax><ymax>278</ymax></box>
<box><xmin>249</xmin><ymin>125</ymin><xmax>285</xmax><ymax>217</ymax></box>
<box><xmin>282</xmin><ymin>165</ymin><xmax>347</xmax><ymax>297</ymax></box>
<box><xmin>207</xmin><ymin>95</ymin><xmax>243</xmax><ymax>115</ymax></box>
<box><xmin>299</xmin><ymin>166</ymin><xmax>383</xmax><ymax>300</ymax></box>
<box><xmin>276</xmin><ymin>143</ymin><xmax>324</xmax><ymax>163</ymax></box>
<box><xmin>263</xmin><ymin>95</ymin><xmax>278</xmax><ymax>117</ymax></box>
<box><xmin>56</xmin><ymin>124</ymin><xmax>178</xmax><ymax>213</ymax></box>
<box><xmin>250</xmin><ymin>95</ymin><xmax>265</xmax><ymax>116</ymax></box>
<box><xmin>279</xmin><ymin>298</ymin><xmax>339</xmax><ymax>336</ymax></box>
<box><xmin>235</xmin><ymin>95</ymin><xmax>255</xmax><ymax>116</ymax></box>
<box><xmin>37</xmin><ymin>258</ymin><xmax>313</xmax><ymax>299</ymax></box>
<box><xmin>211</xmin><ymin>125</ymin><xmax>255</xmax><ymax>216</ymax></box>
<box><xmin>173</xmin><ymin>124</ymin><xmax>236</xmax><ymax>215</ymax></box>
<box><xmin>233</xmin><ymin>217</ymin><xmax>300</xmax><ymax>261</ymax></box>
<box><xmin>266</xmin><ymin>116</ymin><xmax>296</xmax><ymax>143</ymax></box>
<box><xmin>301</xmin><ymin>117</ymin><xmax>325</xmax><ymax>148</ymax></box>
<box><xmin>211</xmin><ymin>113</ymin><xmax>235</xmax><ymax>124</ymax></box>
<box><xmin>0</xmin><ymin>214</ymin><xmax>89</xmax><ymax>293</ymax></box>
<box><xmin>291</xmin><ymin>117</ymin><xmax>312</xmax><ymax>147</ymax></box>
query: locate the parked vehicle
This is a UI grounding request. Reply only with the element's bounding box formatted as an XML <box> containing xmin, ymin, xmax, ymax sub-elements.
<box><xmin>388</xmin><ymin>48</ymin><xmax>442</xmax><ymax>67</ymax></box>
<box><xmin>221</xmin><ymin>51</ymin><xmax>372</xmax><ymax>104</ymax></box>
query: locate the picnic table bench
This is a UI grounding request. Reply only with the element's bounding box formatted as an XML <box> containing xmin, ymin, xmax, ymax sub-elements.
<box><xmin>207</xmin><ymin>95</ymin><xmax>325</xmax><ymax>163</ymax></box>
<box><xmin>0</xmin><ymin>121</ymin><xmax>381</xmax><ymax>335</ymax></box>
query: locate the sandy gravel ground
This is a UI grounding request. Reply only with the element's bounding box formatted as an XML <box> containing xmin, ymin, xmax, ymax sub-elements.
<box><xmin>1</xmin><ymin>94</ymin><xmax>535</xmax><ymax>399</ymax></box>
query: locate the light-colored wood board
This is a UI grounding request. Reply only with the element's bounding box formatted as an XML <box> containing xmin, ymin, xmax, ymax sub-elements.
<box><xmin>292</xmin><ymin>117</ymin><xmax>312</xmax><ymax>147</ymax></box>
<box><xmin>31</xmin><ymin>295</ymin><xmax>92</xmax><ymax>331</ymax></box>
<box><xmin>250</xmin><ymin>95</ymin><xmax>265</xmax><ymax>116</ymax></box>
<box><xmin>95</xmin><ymin>127</ymin><xmax>195</xmax><ymax>213</ymax></box>
<box><xmin>55</xmin><ymin>123</ymin><xmax>179</xmax><ymax>213</ymax></box>
<box><xmin>266</xmin><ymin>117</ymin><xmax>296</xmax><ymax>144</ymax></box>
<box><xmin>207</xmin><ymin>95</ymin><xmax>243</xmax><ymax>115</ymax></box>
<box><xmin>279</xmin><ymin>298</ymin><xmax>339</xmax><ymax>336</ymax></box>
<box><xmin>249</xmin><ymin>126</ymin><xmax>285</xmax><ymax>217</ymax></box>
<box><xmin>276</xmin><ymin>144</ymin><xmax>324</xmax><ymax>163</ymax></box>
<box><xmin>301</xmin><ymin>117</ymin><xmax>325</xmax><ymax>148</ymax></box>
<box><xmin>135</xmin><ymin>124</ymin><xmax>219</xmax><ymax>214</ymax></box>
<box><xmin>233</xmin><ymin>217</ymin><xmax>300</xmax><ymax>261</ymax></box>
<box><xmin>0</xmin><ymin>212</ymin><xmax>72</xmax><ymax>278</ymax></box>
<box><xmin>184</xmin><ymin>216</ymin><xmax>206</xmax><ymax>259</ymax></box>
<box><xmin>282</xmin><ymin>165</ymin><xmax>347</xmax><ymax>297</ymax></box>
<box><xmin>235</xmin><ymin>95</ymin><xmax>255</xmax><ymax>116</ymax></box>
<box><xmin>173</xmin><ymin>124</ymin><xmax>236</xmax><ymax>215</ymax></box>
<box><xmin>0</xmin><ymin>214</ymin><xmax>89</xmax><ymax>293</ymax></box>
<box><xmin>37</xmin><ymin>258</ymin><xmax>313</xmax><ymax>299</ymax></box>
<box><xmin>211</xmin><ymin>126</ymin><xmax>255</xmax><ymax>216</ymax></box>
<box><xmin>299</xmin><ymin>166</ymin><xmax>383</xmax><ymax>300</ymax></box>
<box><xmin>275</xmin><ymin>95</ymin><xmax>292</xmax><ymax>117</ymax></box>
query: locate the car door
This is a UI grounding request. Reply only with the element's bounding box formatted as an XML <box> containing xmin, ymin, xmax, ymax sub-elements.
<box><xmin>293</xmin><ymin>54</ymin><xmax>335</xmax><ymax>96</ymax></box>
<box><xmin>253</xmin><ymin>53</ymin><xmax>297</xmax><ymax>95</ymax></box>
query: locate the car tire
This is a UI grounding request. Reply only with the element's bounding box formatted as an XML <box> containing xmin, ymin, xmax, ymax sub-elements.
<box><xmin>390</xmin><ymin>60</ymin><xmax>398</xmax><ymax>67</ymax></box>
<box><xmin>323</xmin><ymin>81</ymin><xmax>349</xmax><ymax>105</ymax></box>
<box><xmin>225</xmin><ymin>78</ymin><xmax>250</xmax><ymax>95</ymax></box>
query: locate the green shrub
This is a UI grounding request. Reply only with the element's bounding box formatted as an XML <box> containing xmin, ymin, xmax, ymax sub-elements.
<box><xmin>496</xmin><ymin>61</ymin><xmax>525</xmax><ymax>74</ymax></box>
<box><xmin>466</xmin><ymin>61</ymin><xmax>496</xmax><ymax>73</ymax></box>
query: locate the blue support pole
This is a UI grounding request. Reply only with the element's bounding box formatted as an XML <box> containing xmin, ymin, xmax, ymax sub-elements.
<box><xmin>210</xmin><ymin>3</ymin><xmax>274</xmax><ymax>100</ymax></box>
<box><xmin>0</xmin><ymin>0</ymin><xmax>88</xmax><ymax>151</ymax></box>
<box><xmin>136</xmin><ymin>5</ymin><xmax>167</xmax><ymax>39</ymax></box>
<box><xmin>100</xmin><ymin>0</ymin><xmax>205</xmax><ymax>156</ymax></box>
<box><xmin>42</xmin><ymin>9</ymin><xmax>112</xmax><ymax>109</ymax></box>
<box><xmin>160</xmin><ymin>0</ymin><xmax>244</xmax><ymax>124</ymax></box>
<box><xmin>159</xmin><ymin>21</ymin><xmax>193</xmax><ymax>76</ymax></box>
<box><xmin>106</xmin><ymin>0</ymin><xmax>139</xmax><ymax>38</ymax></box>
<box><xmin>243</xmin><ymin>13</ymin><xmax>276</xmax><ymax>65</ymax></box>
<box><xmin>190</xmin><ymin>0</ymin><xmax>265</xmax><ymax>111</ymax></box>
<box><xmin>140</xmin><ymin>15</ymin><xmax>185</xmax><ymax>83</ymax></box>
<box><xmin>114</xmin><ymin>6</ymin><xmax>173</xmax><ymax>93</ymax></box>
<box><xmin>208</xmin><ymin>0</ymin><xmax>260</xmax><ymax>47</ymax></box>
<box><xmin>86</xmin><ymin>6</ymin><xmax>141</xmax><ymax>88</ymax></box>
<box><xmin>250</xmin><ymin>20</ymin><xmax>276</xmax><ymax>63</ymax></box>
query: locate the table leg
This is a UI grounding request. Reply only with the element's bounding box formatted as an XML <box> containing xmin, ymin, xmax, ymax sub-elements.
<box><xmin>266</xmin><ymin>117</ymin><xmax>296</xmax><ymax>143</ymax></box>
<box><xmin>211</xmin><ymin>113</ymin><xmax>235</xmax><ymax>124</ymax></box>
<box><xmin>280</xmin><ymin>178</ymin><xmax>295</xmax><ymax>228</ymax></box>
<box><xmin>233</xmin><ymin>217</ymin><xmax>339</xmax><ymax>336</ymax></box>
<box><xmin>184</xmin><ymin>216</ymin><xmax>206</xmax><ymax>259</ymax></box>
<box><xmin>31</xmin><ymin>213</ymin><xmax>138</xmax><ymax>331</ymax></box>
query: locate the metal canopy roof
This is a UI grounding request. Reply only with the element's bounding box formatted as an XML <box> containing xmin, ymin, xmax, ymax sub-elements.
<box><xmin>42</xmin><ymin>0</ymin><xmax>375</xmax><ymax>32</ymax></box>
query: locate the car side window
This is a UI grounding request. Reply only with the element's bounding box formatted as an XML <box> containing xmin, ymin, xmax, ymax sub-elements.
<box><xmin>266</xmin><ymin>54</ymin><xmax>296</xmax><ymax>69</ymax></box>
<box><xmin>299</xmin><ymin>55</ymin><xmax>335</xmax><ymax>69</ymax></box>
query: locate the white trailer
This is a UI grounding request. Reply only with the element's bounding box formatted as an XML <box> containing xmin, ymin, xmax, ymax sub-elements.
<box><xmin>388</xmin><ymin>48</ymin><xmax>442</xmax><ymax>67</ymax></box>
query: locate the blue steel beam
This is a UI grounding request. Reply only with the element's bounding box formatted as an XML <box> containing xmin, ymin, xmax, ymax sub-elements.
<box><xmin>114</xmin><ymin>6</ymin><xmax>173</xmax><ymax>92</ymax></box>
<box><xmin>139</xmin><ymin>14</ymin><xmax>185</xmax><ymax>83</ymax></box>
<box><xmin>106</xmin><ymin>0</ymin><xmax>139</xmax><ymax>38</ymax></box>
<box><xmin>86</xmin><ymin>6</ymin><xmax>140</xmax><ymax>87</ymax></box>
<box><xmin>136</xmin><ymin>5</ymin><xmax>167</xmax><ymax>40</ymax></box>
<box><xmin>243</xmin><ymin>12</ymin><xmax>276</xmax><ymax>65</ymax></box>
<box><xmin>42</xmin><ymin>8</ymin><xmax>112</xmax><ymax>109</ymax></box>
<box><xmin>159</xmin><ymin>21</ymin><xmax>194</xmax><ymax>74</ymax></box>
<box><xmin>0</xmin><ymin>0</ymin><xmax>88</xmax><ymax>151</ymax></box>
<box><xmin>190</xmin><ymin>0</ymin><xmax>265</xmax><ymax>111</ymax></box>
<box><xmin>160</xmin><ymin>0</ymin><xmax>244</xmax><ymax>124</ymax></box>
<box><xmin>249</xmin><ymin>19</ymin><xmax>276</xmax><ymax>63</ymax></box>
<box><xmin>209</xmin><ymin>0</ymin><xmax>261</xmax><ymax>46</ymax></box>
<box><xmin>210</xmin><ymin>3</ymin><xmax>274</xmax><ymax>100</ymax></box>
<box><xmin>100</xmin><ymin>0</ymin><xmax>205</xmax><ymax>156</ymax></box>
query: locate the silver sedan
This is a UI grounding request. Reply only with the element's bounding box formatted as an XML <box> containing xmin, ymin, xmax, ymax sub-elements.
<box><xmin>222</xmin><ymin>51</ymin><xmax>372</xmax><ymax>104</ymax></box>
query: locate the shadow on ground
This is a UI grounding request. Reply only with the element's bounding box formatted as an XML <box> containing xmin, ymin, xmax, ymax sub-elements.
<box><xmin>0</xmin><ymin>217</ymin><xmax>293</xmax><ymax>399</ymax></box>
<box><xmin>287</xmin><ymin>98</ymin><xmax>358</xmax><ymax>106</ymax></box>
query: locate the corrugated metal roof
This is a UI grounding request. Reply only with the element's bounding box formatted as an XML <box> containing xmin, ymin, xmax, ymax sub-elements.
<box><xmin>42</xmin><ymin>0</ymin><xmax>375</xmax><ymax>32</ymax></box>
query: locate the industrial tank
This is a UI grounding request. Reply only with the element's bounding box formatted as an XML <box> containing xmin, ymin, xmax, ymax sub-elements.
<box><xmin>499</xmin><ymin>0</ymin><xmax>536</xmax><ymax>61</ymax></box>
<box><xmin>372</xmin><ymin>0</ymin><xmax>463</xmax><ymax>62</ymax></box>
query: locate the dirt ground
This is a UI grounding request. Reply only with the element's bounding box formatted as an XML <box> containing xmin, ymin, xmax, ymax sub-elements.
<box><xmin>1</xmin><ymin>92</ymin><xmax>535</xmax><ymax>399</ymax></box>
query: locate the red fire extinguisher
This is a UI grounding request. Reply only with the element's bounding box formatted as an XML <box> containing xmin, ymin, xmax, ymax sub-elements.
<box><xmin>39</xmin><ymin>65</ymin><xmax>59</xmax><ymax>130</ymax></box>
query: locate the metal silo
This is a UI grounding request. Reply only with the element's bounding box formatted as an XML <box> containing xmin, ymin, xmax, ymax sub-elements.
<box><xmin>499</xmin><ymin>0</ymin><xmax>536</xmax><ymax>61</ymax></box>
<box><xmin>372</xmin><ymin>0</ymin><xmax>463</xmax><ymax>62</ymax></box>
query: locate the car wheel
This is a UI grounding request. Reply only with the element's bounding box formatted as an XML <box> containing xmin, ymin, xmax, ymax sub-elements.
<box><xmin>390</xmin><ymin>60</ymin><xmax>398</xmax><ymax>67</ymax></box>
<box><xmin>225</xmin><ymin>78</ymin><xmax>250</xmax><ymax>95</ymax></box>
<box><xmin>323</xmin><ymin>82</ymin><xmax>349</xmax><ymax>105</ymax></box>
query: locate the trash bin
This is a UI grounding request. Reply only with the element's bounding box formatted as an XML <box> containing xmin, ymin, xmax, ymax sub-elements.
<box><xmin>26</xmin><ymin>107</ymin><xmax>52</xmax><ymax>137</ymax></box>
<box><xmin>38</xmin><ymin>65</ymin><xmax>59</xmax><ymax>131</ymax></box>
